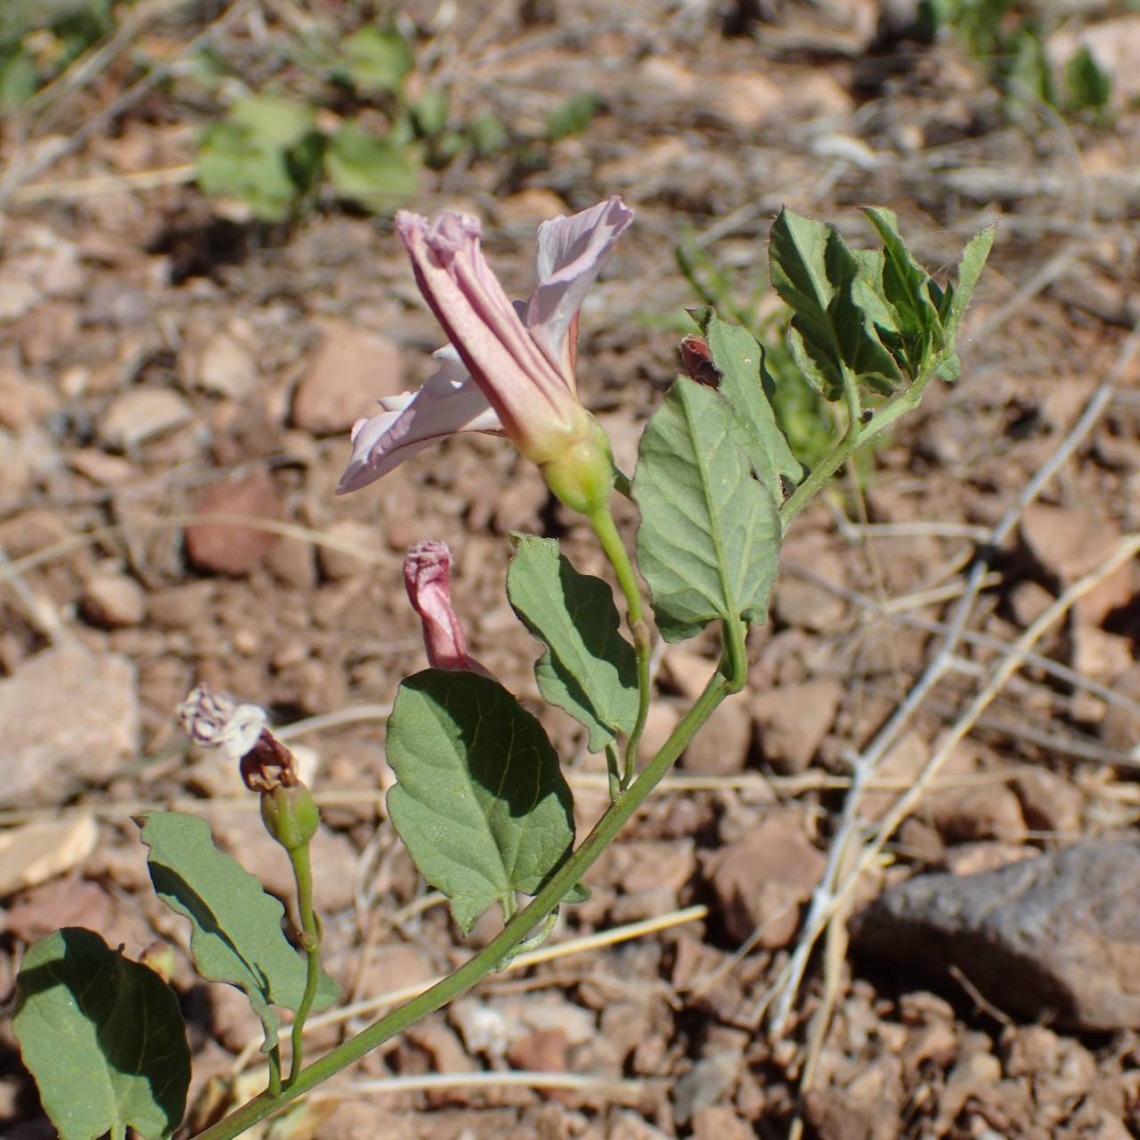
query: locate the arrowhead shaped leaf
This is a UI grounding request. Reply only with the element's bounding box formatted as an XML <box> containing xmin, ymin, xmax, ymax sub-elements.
<box><xmin>507</xmin><ymin>534</ymin><xmax>638</xmax><ymax>753</ymax></box>
<box><xmin>139</xmin><ymin>812</ymin><xmax>339</xmax><ymax>1053</ymax></box>
<box><xmin>700</xmin><ymin>312</ymin><xmax>802</xmax><ymax>494</ymax></box>
<box><xmin>386</xmin><ymin>670</ymin><xmax>575</xmax><ymax>934</ymax></box>
<box><xmin>944</xmin><ymin>224</ymin><xmax>995</xmax><ymax>337</ymax></box>
<box><xmin>633</xmin><ymin>376</ymin><xmax>782</xmax><ymax>642</ymax></box>
<box><xmin>14</xmin><ymin>928</ymin><xmax>190</xmax><ymax>1140</ymax></box>
<box><xmin>862</xmin><ymin>206</ymin><xmax>942</xmax><ymax>375</ymax></box>
<box><xmin>770</xmin><ymin>208</ymin><xmax>902</xmax><ymax>399</ymax></box>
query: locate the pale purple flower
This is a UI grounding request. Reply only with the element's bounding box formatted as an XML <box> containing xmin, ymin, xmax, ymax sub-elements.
<box><xmin>338</xmin><ymin>196</ymin><xmax>633</xmax><ymax>494</ymax></box>
<box><xmin>404</xmin><ymin>541</ymin><xmax>492</xmax><ymax>677</ymax></box>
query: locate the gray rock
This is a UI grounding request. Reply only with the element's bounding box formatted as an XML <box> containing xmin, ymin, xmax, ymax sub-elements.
<box><xmin>851</xmin><ymin>840</ymin><xmax>1140</xmax><ymax>1030</ymax></box>
<box><xmin>0</xmin><ymin>645</ymin><xmax>139</xmax><ymax>807</ymax></box>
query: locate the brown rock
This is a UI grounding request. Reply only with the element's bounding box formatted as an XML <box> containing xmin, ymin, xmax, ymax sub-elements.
<box><xmin>852</xmin><ymin>840</ymin><xmax>1140</xmax><ymax>1030</ymax></box>
<box><xmin>752</xmin><ymin>678</ymin><xmax>843</xmax><ymax>775</ymax></box>
<box><xmin>1001</xmin><ymin>1024</ymin><xmax>1061</xmax><ymax>1079</ymax></box>
<box><xmin>675</xmin><ymin>1049</ymin><xmax>741</xmax><ymax>1124</ymax></box>
<box><xmin>941</xmin><ymin>841</ymin><xmax>1037</xmax><ymax>877</ymax></box>
<box><xmin>802</xmin><ymin>1087</ymin><xmax>879</xmax><ymax>1140</ymax></box>
<box><xmin>147</xmin><ymin>582</ymin><xmax>215</xmax><ymax>629</ymax></box>
<box><xmin>1012</xmin><ymin>768</ymin><xmax>1083</xmax><ymax>835</ymax></box>
<box><xmin>317</xmin><ymin>519</ymin><xmax>380</xmax><ymax>581</ymax></box>
<box><xmin>404</xmin><ymin>1019</ymin><xmax>478</xmax><ymax>1075</ymax></box>
<box><xmin>0</xmin><ymin>815</ymin><xmax>98</xmax><ymax>896</ymax></box>
<box><xmin>99</xmin><ymin>387</ymin><xmax>193</xmax><ymax>450</ymax></box>
<box><xmin>691</xmin><ymin>1107</ymin><xmax>753</xmax><ymax>1140</ymax></box>
<box><xmin>0</xmin><ymin>645</ymin><xmax>138</xmax><ymax>808</ymax></box>
<box><xmin>185</xmin><ymin>469</ymin><xmax>284</xmax><ymax>576</ymax></box>
<box><xmin>660</xmin><ymin>647</ymin><xmax>718</xmax><ymax>700</ymax></box>
<box><xmin>682</xmin><ymin>694</ymin><xmax>751</xmax><ymax>775</ymax></box>
<box><xmin>704</xmin><ymin>811</ymin><xmax>826</xmax><ymax>947</ymax></box>
<box><xmin>182</xmin><ymin>328</ymin><xmax>257</xmax><ymax>399</ymax></box>
<box><xmin>81</xmin><ymin>572</ymin><xmax>146</xmax><ymax>628</ymax></box>
<box><xmin>1075</xmin><ymin>625</ymin><xmax>1133</xmax><ymax>682</ymax></box>
<box><xmin>266</xmin><ymin>536</ymin><xmax>317</xmax><ymax>589</ymax></box>
<box><xmin>507</xmin><ymin>1028</ymin><xmax>567</xmax><ymax>1074</ymax></box>
<box><xmin>0</xmin><ymin>366</ymin><xmax>57</xmax><ymax>430</ymax></box>
<box><xmin>928</xmin><ymin>782</ymin><xmax>1027</xmax><ymax>844</ymax></box>
<box><xmin>1021</xmin><ymin>503</ymin><xmax>1119</xmax><ymax>582</ymax></box>
<box><xmin>355</xmin><ymin>942</ymin><xmax>437</xmax><ymax>999</ymax></box>
<box><xmin>495</xmin><ymin>189</ymin><xmax>569</xmax><ymax>229</ymax></box>
<box><xmin>292</xmin><ymin>324</ymin><xmax>400</xmax><ymax>435</ymax></box>
<box><xmin>599</xmin><ymin>839</ymin><xmax>695</xmax><ymax>896</ymax></box>
<box><xmin>700</xmin><ymin>73</ymin><xmax>783</xmax><ymax>130</ymax></box>
<box><xmin>5</xmin><ymin>877</ymin><xmax>112</xmax><ymax>943</ymax></box>
<box><xmin>861</xmin><ymin>732</ymin><xmax>930</xmax><ymax>823</ymax></box>
<box><xmin>208</xmin><ymin>982</ymin><xmax>264</xmax><ymax>1052</ymax></box>
<box><xmin>68</xmin><ymin>448</ymin><xmax>135</xmax><ymax>486</ymax></box>
<box><xmin>1008</xmin><ymin>580</ymin><xmax>1054</xmax><ymax>628</ymax></box>
<box><xmin>637</xmin><ymin>700</ymin><xmax>681</xmax><ymax>762</ymax></box>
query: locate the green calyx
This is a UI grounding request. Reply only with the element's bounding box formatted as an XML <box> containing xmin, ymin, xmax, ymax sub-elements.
<box><xmin>539</xmin><ymin>413</ymin><xmax>615</xmax><ymax>517</ymax></box>
<box><xmin>261</xmin><ymin>784</ymin><xmax>321</xmax><ymax>852</ymax></box>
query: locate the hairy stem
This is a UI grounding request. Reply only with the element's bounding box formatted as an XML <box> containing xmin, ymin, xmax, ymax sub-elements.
<box><xmin>191</xmin><ymin>647</ymin><xmax>737</xmax><ymax>1140</ymax></box>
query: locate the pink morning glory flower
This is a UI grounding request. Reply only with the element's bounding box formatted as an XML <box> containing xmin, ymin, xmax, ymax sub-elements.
<box><xmin>337</xmin><ymin>196</ymin><xmax>634</xmax><ymax>498</ymax></box>
<box><xmin>404</xmin><ymin>541</ymin><xmax>492</xmax><ymax>677</ymax></box>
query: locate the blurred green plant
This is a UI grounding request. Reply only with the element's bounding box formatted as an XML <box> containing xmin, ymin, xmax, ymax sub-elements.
<box><xmin>0</xmin><ymin>0</ymin><xmax>119</xmax><ymax>108</ymax></box>
<box><xmin>923</xmin><ymin>0</ymin><xmax>1113</xmax><ymax>119</ymax></box>
<box><xmin>190</xmin><ymin>19</ymin><xmax>524</xmax><ymax>222</ymax></box>
<box><xmin>194</xmin><ymin>22</ymin><xmax>440</xmax><ymax>222</ymax></box>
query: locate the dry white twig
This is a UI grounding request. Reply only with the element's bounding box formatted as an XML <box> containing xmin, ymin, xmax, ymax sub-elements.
<box><xmin>770</xmin><ymin>318</ymin><xmax>1140</xmax><ymax>1037</ymax></box>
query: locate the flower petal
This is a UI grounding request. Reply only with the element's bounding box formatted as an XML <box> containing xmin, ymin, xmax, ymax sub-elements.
<box><xmin>336</xmin><ymin>350</ymin><xmax>502</xmax><ymax>495</ymax></box>
<box><xmin>397</xmin><ymin>210</ymin><xmax>585</xmax><ymax>460</ymax></box>
<box><xmin>526</xmin><ymin>196</ymin><xmax>634</xmax><ymax>377</ymax></box>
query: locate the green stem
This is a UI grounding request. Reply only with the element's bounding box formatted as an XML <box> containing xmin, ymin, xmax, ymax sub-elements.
<box><xmin>587</xmin><ymin>504</ymin><xmax>652</xmax><ymax>788</ymax></box>
<box><xmin>191</xmin><ymin>648</ymin><xmax>737</xmax><ymax>1140</ymax></box>
<box><xmin>604</xmin><ymin>742</ymin><xmax>621</xmax><ymax>802</ymax></box>
<box><xmin>286</xmin><ymin>843</ymin><xmax>321</xmax><ymax>1088</ymax></box>
<box><xmin>779</xmin><ymin>359</ymin><xmax>946</xmax><ymax>534</ymax></box>
<box><xmin>266</xmin><ymin>1045</ymin><xmax>282</xmax><ymax>1097</ymax></box>
<box><xmin>613</xmin><ymin>467</ymin><xmax>633</xmax><ymax>501</ymax></box>
<box><xmin>779</xmin><ymin>367</ymin><xmax>861</xmax><ymax>533</ymax></box>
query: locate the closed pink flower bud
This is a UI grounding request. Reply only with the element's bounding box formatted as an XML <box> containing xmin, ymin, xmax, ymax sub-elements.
<box><xmin>404</xmin><ymin>541</ymin><xmax>492</xmax><ymax>677</ymax></box>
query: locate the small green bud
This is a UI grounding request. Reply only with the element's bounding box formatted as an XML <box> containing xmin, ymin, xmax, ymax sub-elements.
<box><xmin>261</xmin><ymin>784</ymin><xmax>320</xmax><ymax>852</ymax></box>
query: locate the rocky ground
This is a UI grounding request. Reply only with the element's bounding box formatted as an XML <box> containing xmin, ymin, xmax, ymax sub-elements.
<box><xmin>3</xmin><ymin>1</ymin><xmax>1140</xmax><ymax>1137</ymax></box>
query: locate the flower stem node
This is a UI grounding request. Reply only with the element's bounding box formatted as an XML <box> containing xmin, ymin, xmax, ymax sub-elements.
<box><xmin>539</xmin><ymin>413</ymin><xmax>616</xmax><ymax>517</ymax></box>
<box><xmin>260</xmin><ymin>783</ymin><xmax>321</xmax><ymax>853</ymax></box>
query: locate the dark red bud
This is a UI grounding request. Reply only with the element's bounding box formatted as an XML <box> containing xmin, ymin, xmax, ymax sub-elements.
<box><xmin>680</xmin><ymin>335</ymin><xmax>722</xmax><ymax>388</ymax></box>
